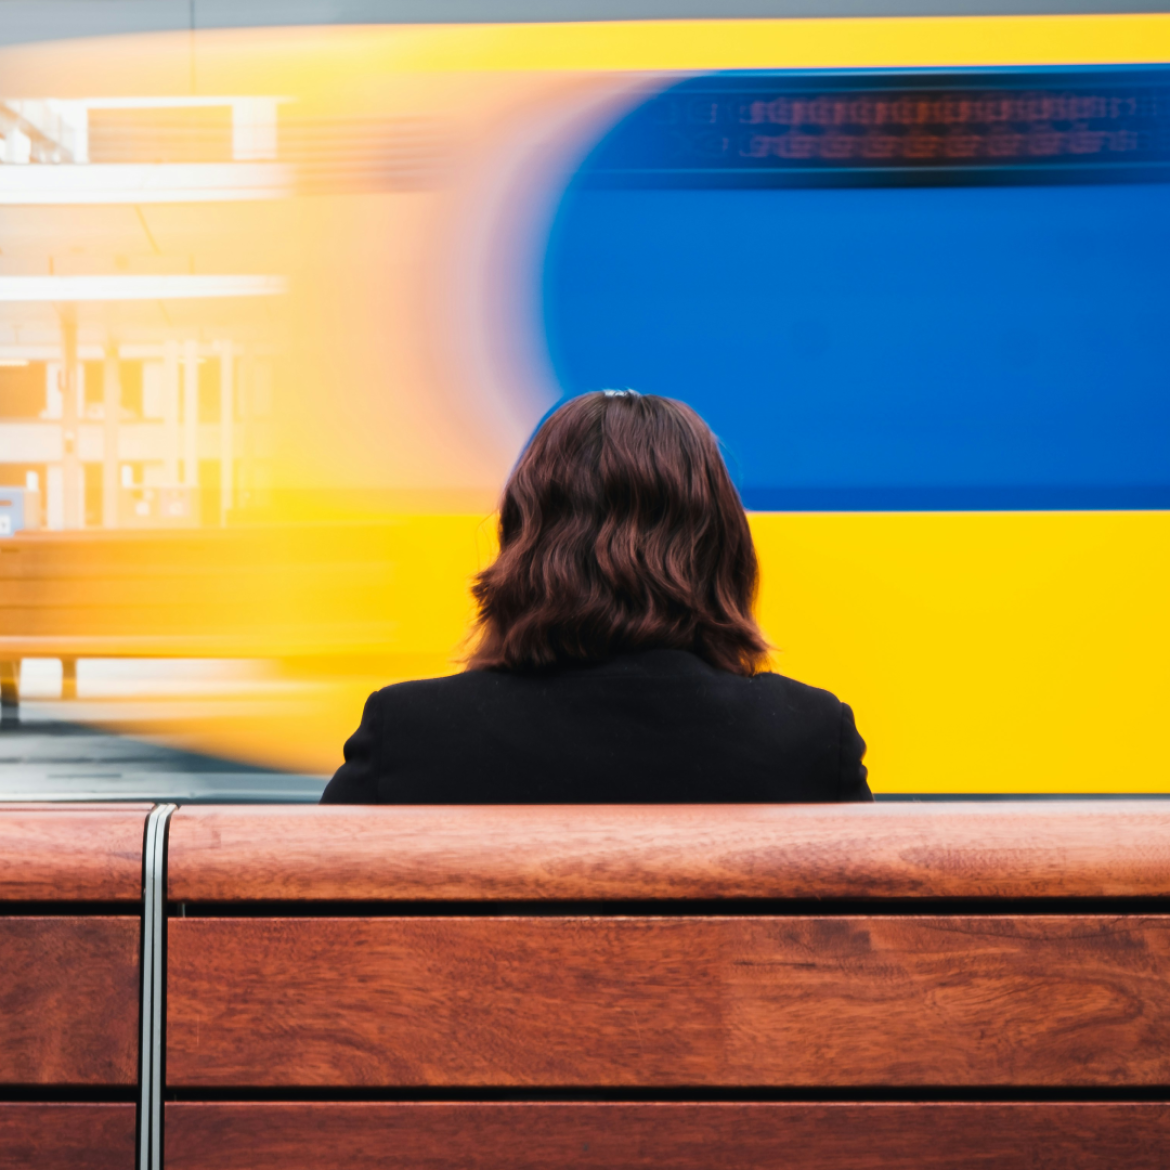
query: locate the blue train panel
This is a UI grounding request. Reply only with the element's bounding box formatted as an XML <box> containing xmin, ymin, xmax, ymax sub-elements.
<box><xmin>542</xmin><ymin>68</ymin><xmax>1170</xmax><ymax>510</ymax></box>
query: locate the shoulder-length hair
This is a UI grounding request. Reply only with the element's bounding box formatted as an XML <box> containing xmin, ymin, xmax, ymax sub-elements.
<box><xmin>467</xmin><ymin>391</ymin><xmax>768</xmax><ymax>676</ymax></box>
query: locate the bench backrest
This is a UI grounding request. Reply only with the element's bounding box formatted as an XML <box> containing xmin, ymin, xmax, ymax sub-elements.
<box><xmin>4</xmin><ymin>801</ymin><xmax>1170</xmax><ymax>1170</ymax></box>
<box><xmin>0</xmin><ymin>804</ymin><xmax>150</xmax><ymax>1170</ymax></box>
<box><xmin>165</xmin><ymin>802</ymin><xmax>1170</xmax><ymax>1087</ymax></box>
<box><xmin>162</xmin><ymin>802</ymin><xmax>1170</xmax><ymax>1169</ymax></box>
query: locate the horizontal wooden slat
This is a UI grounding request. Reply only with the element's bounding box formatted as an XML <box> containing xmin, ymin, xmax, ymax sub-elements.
<box><xmin>167</xmin><ymin>803</ymin><xmax>1170</xmax><ymax>902</ymax></box>
<box><xmin>0</xmin><ymin>806</ymin><xmax>149</xmax><ymax>902</ymax></box>
<box><xmin>167</xmin><ymin>915</ymin><xmax>1170</xmax><ymax>1088</ymax></box>
<box><xmin>163</xmin><ymin>1103</ymin><xmax>1170</xmax><ymax>1170</ymax></box>
<box><xmin>0</xmin><ymin>919</ymin><xmax>140</xmax><ymax>1085</ymax></box>
<box><xmin>0</xmin><ymin>1104</ymin><xmax>136</xmax><ymax>1170</ymax></box>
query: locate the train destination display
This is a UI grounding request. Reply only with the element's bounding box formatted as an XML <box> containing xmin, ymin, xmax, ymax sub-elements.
<box><xmin>585</xmin><ymin>70</ymin><xmax>1170</xmax><ymax>186</ymax></box>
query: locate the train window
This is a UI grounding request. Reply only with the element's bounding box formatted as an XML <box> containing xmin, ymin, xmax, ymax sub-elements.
<box><xmin>88</xmin><ymin>106</ymin><xmax>233</xmax><ymax>164</ymax></box>
<box><xmin>0</xmin><ymin>362</ymin><xmax>47</xmax><ymax>419</ymax></box>
<box><xmin>198</xmin><ymin>361</ymin><xmax>222</xmax><ymax>424</ymax></box>
<box><xmin>120</xmin><ymin>361</ymin><xmax>144</xmax><ymax>419</ymax></box>
<box><xmin>82</xmin><ymin>361</ymin><xmax>105</xmax><ymax>416</ymax></box>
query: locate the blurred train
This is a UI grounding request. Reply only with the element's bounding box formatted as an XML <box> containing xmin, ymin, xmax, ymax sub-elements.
<box><xmin>0</xmin><ymin>3</ymin><xmax>1168</xmax><ymax>792</ymax></box>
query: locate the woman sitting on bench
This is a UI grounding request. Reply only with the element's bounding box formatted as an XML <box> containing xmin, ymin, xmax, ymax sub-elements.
<box><xmin>322</xmin><ymin>391</ymin><xmax>870</xmax><ymax>804</ymax></box>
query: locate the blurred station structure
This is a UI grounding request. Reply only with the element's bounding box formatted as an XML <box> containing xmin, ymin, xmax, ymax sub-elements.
<box><xmin>0</xmin><ymin>95</ymin><xmax>285</xmax><ymax>533</ymax></box>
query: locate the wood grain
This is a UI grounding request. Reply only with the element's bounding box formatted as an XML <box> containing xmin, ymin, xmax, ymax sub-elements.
<box><xmin>0</xmin><ymin>806</ymin><xmax>150</xmax><ymax>902</ymax></box>
<box><xmin>0</xmin><ymin>1104</ymin><xmax>136</xmax><ymax>1170</ymax></box>
<box><xmin>163</xmin><ymin>1102</ymin><xmax>1170</xmax><ymax>1170</ymax></box>
<box><xmin>0</xmin><ymin>919</ymin><xmax>140</xmax><ymax>1085</ymax></box>
<box><xmin>167</xmin><ymin>915</ymin><xmax>1170</xmax><ymax>1088</ymax></box>
<box><xmin>167</xmin><ymin>802</ymin><xmax>1170</xmax><ymax>903</ymax></box>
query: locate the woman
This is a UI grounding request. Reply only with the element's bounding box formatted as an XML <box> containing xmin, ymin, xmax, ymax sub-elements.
<box><xmin>322</xmin><ymin>391</ymin><xmax>870</xmax><ymax>803</ymax></box>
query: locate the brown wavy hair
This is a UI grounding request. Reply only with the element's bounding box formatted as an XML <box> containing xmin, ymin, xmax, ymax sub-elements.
<box><xmin>467</xmin><ymin>391</ymin><xmax>769</xmax><ymax>675</ymax></box>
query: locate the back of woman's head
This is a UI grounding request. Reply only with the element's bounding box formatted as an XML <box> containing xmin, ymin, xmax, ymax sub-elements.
<box><xmin>468</xmin><ymin>391</ymin><xmax>768</xmax><ymax>675</ymax></box>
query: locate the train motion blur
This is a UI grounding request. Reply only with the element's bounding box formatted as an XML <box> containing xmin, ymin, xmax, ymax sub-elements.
<box><xmin>0</xmin><ymin>7</ymin><xmax>1168</xmax><ymax>792</ymax></box>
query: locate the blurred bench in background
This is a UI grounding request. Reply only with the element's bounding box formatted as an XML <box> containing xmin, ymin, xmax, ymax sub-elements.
<box><xmin>0</xmin><ymin>804</ymin><xmax>149</xmax><ymax>1170</ymax></box>
<box><xmin>162</xmin><ymin>801</ymin><xmax>1170</xmax><ymax>1170</ymax></box>
<box><xmin>0</xmin><ymin>520</ymin><xmax>481</xmax><ymax>724</ymax></box>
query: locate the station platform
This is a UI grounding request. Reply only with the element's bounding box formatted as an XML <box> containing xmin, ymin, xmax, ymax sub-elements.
<box><xmin>0</xmin><ymin>719</ymin><xmax>326</xmax><ymax>803</ymax></box>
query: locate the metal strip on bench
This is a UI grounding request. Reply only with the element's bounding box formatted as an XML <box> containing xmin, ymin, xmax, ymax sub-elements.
<box><xmin>139</xmin><ymin>803</ymin><xmax>176</xmax><ymax>1170</ymax></box>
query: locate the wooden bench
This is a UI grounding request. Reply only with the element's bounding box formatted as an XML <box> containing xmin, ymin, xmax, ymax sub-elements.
<box><xmin>3</xmin><ymin>800</ymin><xmax>1168</xmax><ymax>1168</ymax></box>
<box><xmin>160</xmin><ymin>802</ymin><xmax>1170</xmax><ymax>1169</ymax></box>
<box><xmin>0</xmin><ymin>803</ymin><xmax>151</xmax><ymax>1170</ymax></box>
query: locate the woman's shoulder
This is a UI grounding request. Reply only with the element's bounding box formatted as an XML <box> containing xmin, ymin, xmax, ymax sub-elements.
<box><xmin>742</xmin><ymin>668</ymin><xmax>849</xmax><ymax>722</ymax></box>
<box><xmin>369</xmin><ymin>668</ymin><xmax>507</xmax><ymax>710</ymax></box>
<box><xmin>367</xmin><ymin>658</ymin><xmax>850</xmax><ymax>729</ymax></box>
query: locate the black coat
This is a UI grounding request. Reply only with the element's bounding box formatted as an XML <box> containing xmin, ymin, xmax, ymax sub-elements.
<box><xmin>321</xmin><ymin>649</ymin><xmax>871</xmax><ymax>804</ymax></box>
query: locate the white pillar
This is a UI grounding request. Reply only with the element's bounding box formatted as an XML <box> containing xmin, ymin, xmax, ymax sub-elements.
<box><xmin>182</xmin><ymin>340</ymin><xmax>199</xmax><ymax>490</ymax></box>
<box><xmin>45</xmin><ymin>361</ymin><xmax>63</xmax><ymax>418</ymax></box>
<box><xmin>236</xmin><ymin>351</ymin><xmax>251</xmax><ymax>509</ymax></box>
<box><xmin>162</xmin><ymin>340</ymin><xmax>180</xmax><ymax>484</ymax></box>
<box><xmin>218</xmin><ymin>340</ymin><xmax>234</xmax><ymax>525</ymax></box>
<box><xmin>102</xmin><ymin>343</ymin><xmax>120</xmax><ymax>527</ymax></box>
